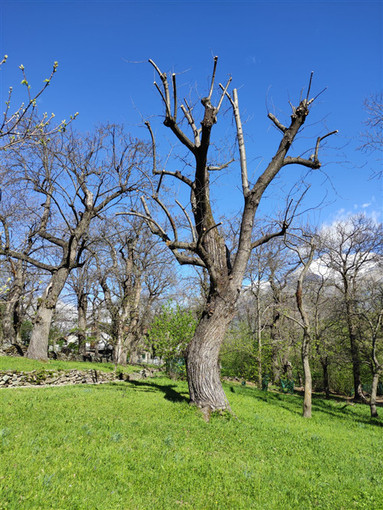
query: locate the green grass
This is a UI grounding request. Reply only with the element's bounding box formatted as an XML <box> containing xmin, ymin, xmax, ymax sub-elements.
<box><xmin>0</xmin><ymin>355</ymin><xmax>139</xmax><ymax>374</ymax></box>
<box><xmin>0</xmin><ymin>373</ymin><xmax>382</xmax><ymax>509</ymax></box>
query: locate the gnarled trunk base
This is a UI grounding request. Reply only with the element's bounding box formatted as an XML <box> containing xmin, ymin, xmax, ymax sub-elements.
<box><xmin>186</xmin><ymin>298</ymin><xmax>235</xmax><ymax>412</ymax></box>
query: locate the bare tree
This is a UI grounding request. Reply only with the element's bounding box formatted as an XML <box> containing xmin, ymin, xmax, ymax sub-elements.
<box><xmin>320</xmin><ymin>214</ymin><xmax>383</xmax><ymax>402</ymax></box>
<box><xmin>0</xmin><ymin>125</ymin><xmax>148</xmax><ymax>359</ymax></box>
<box><xmin>356</xmin><ymin>264</ymin><xmax>383</xmax><ymax>417</ymax></box>
<box><xmin>285</xmin><ymin>233</ymin><xmax>316</xmax><ymax>417</ymax></box>
<box><xmin>94</xmin><ymin>218</ymin><xmax>173</xmax><ymax>365</ymax></box>
<box><xmin>125</xmin><ymin>58</ymin><xmax>337</xmax><ymax>413</ymax></box>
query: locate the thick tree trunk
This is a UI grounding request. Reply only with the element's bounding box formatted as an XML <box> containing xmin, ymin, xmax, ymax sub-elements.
<box><xmin>27</xmin><ymin>268</ymin><xmax>69</xmax><ymax>360</ymax></box>
<box><xmin>114</xmin><ymin>343</ymin><xmax>128</xmax><ymax>365</ymax></box>
<box><xmin>114</xmin><ymin>327</ymin><xmax>129</xmax><ymax>366</ymax></box>
<box><xmin>27</xmin><ymin>306</ymin><xmax>55</xmax><ymax>360</ymax></box>
<box><xmin>186</xmin><ymin>295</ymin><xmax>236</xmax><ymax>412</ymax></box>
<box><xmin>77</xmin><ymin>292</ymin><xmax>88</xmax><ymax>355</ymax></box>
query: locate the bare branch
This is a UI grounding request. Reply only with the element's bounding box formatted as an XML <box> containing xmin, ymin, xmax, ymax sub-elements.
<box><xmin>152</xmin><ymin>195</ymin><xmax>178</xmax><ymax>242</ymax></box>
<box><xmin>251</xmin><ymin>224</ymin><xmax>288</xmax><ymax>250</ymax></box>
<box><xmin>176</xmin><ymin>199</ymin><xmax>197</xmax><ymax>243</ymax></box>
<box><xmin>117</xmin><ymin>210</ymin><xmax>169</xmax><ymax>242</ymax></box>
<box><xmin>172</xmin><ymin>73</ymin><xmax>177</xmax><ymax>121</ymax></box>
<box><xmin>207</xmin><ymin>158</ymin><xmax>234</xmax><ymax>171</ymax></box>
<box><xmin>153</xmin><ymin>82</ymin><xmax>168</xmax><ymax>112</ymax></box>
<box><xmin>149</xmin><ymin>59</ymin><xmax>171</xmax><ymax>118</ymax></box>
<box><xmin>283</xmin><ymin>130</ymin><xmax>338</xmax><ymax>168</ymax></box>
<box><xmin>197</xmin><ymin>222</ymin><xmax>223</xmax><ymax>249</ymax></box>
<box><xmin>306</xmin><ymin>71</ymin><xmax>314</xmax><ymax>101</ymax></box>
<box><xmin>180</xmin><ymin>103</ymin><xmax>200</xmax><ymax>146</ymax></box>
<box><xmin>282</xmin><ymin>311</ymin><xmax>304</xmax><ymax>329</ymax></box>
<box><xmin>144</xmin><ymin>121</ymin><xmax>157</xmax><ymax>175</ymax></box>
<box><xmin>207</xmin><ymin>56</ymin><xmax>218</xmax><ymax>101</ymax></box>
<box><xmin>231</xmin><ymin>88</ymin><xmax>249</xmax><ymax>195</ymax></box>
<box><xmin>267</xmin><ymin>113</ymin><xmax>287</xmax><ymax>133</ymax></box>
<box><xmin>216</xmin><ymin>77</ymin><xmax>232</xmax><ymax>114</ymax></box>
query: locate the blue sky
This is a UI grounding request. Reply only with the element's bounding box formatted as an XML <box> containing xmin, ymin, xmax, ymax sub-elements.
<box><xmin>1</xmin><ymin>0</ymin><xmax>382</xmax><ymax>228</ymax></box>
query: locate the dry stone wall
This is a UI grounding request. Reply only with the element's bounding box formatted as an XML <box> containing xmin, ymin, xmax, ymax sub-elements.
<box><xmin>0</xmin><ymin>368</ymin><xmax>157</xmax><ymax>388</ymax></box>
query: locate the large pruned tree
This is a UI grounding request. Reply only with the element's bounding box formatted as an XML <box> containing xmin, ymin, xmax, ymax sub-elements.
<box><xmin>0</xmin><ymin>125</ymin><xmax>148</xmax><ymax>359</ymax></box>
<box><xmin>127</xmin><ymin>58</ymin><xmax>337</xmax><ymax>412</ymax></box>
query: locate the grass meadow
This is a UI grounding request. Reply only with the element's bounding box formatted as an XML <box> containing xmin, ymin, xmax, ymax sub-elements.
<box><xmin>0</xmin><ymin>361</ymin><xmax>382</xmax><ymax>509</ymax></box>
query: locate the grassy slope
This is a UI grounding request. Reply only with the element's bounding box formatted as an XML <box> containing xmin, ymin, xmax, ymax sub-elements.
<box><xmin>0</xmin><ymin>355</ymin><xmax>139</xmax><ymax>374</ymax></box>
<box><xmin>0</xmin><ymin>373</ymin><xmax>382</xmax><ymax>509</ymax></box>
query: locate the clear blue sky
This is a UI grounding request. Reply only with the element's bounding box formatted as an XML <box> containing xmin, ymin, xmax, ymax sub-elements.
<box><xmin>1</xmin><ymin>0</ymin><xmax>382</xmax><ymax>228</ymax></box>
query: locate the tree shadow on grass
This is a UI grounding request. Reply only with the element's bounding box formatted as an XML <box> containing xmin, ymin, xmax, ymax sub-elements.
<box><xmin>227</xmin><ymin>384</ymin><xmax>383</xmax><ymax>427</ymax></box>
<box><xmin>123</xmin><ymin>379</ymin><xmax>190</xmax><ymax>404</ymax></box>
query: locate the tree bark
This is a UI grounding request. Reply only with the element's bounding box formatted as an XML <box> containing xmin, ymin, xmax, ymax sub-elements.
<box><xmin>186</xmin><ymin>294</ymin><xmax>236</xmax><ymax>411</ymax></box>
<box><xmin>27</xmin><ymin>268</ymin><xmax>69</xmax><ymax>360</ymax></box>
<box><xmin>77</xmin><ymin>291</ymin><xmax>88</xmax><ymax>355</ymax></box>
<box><xmin>321</xmin><ymin>356</ymin><xmax>330</xmax><ymax>399</ymax></box>
<box><xmin>302</xmin><ymin>332</ymin><xmax>312</xmax><ymax>418</ymax></box>
<box><xmin>370</xmin><ymin>371</ymin><xmax>380</xmax><ymax>418</ymax></box>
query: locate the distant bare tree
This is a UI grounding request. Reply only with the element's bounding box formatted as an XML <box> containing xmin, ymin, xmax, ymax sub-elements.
<box><xmin>0</xmin><ymin>125</ymin><xmax>148</xmax><ymax>359</ymax></box>
<box><xmin>285</xmin><ymin>233</ymin><xmax>317</xmax><ymax>418</ymax></box>
<box><xmin>320</xmin><ymin>215</ymin><xmax>383</xmax><ymax>402</ymax></box>
<box><xmin>95</xmin><ymin>218</ymin><xmax>173</xmax><ymax>365</ymax></box>
<box><xmin>356</xmin><ymin>264</ymin><xmax>383</xmax><ymax>417</ymax></box>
